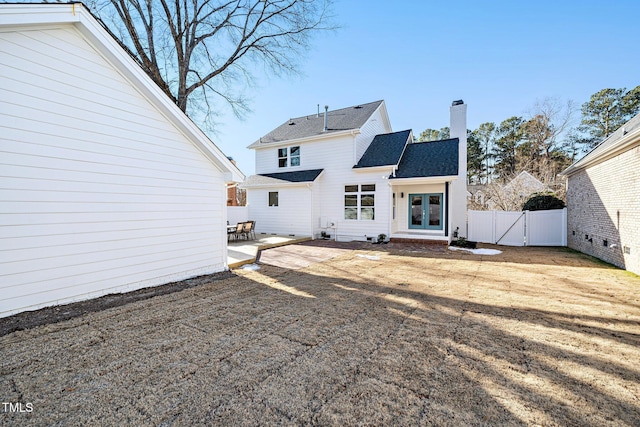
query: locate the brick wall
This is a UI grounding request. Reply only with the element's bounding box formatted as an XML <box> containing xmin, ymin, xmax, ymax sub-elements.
<box><xmin>566</xmin><ymin>144</ymin><xmax>640</xmax><ymax>275</ymax></box>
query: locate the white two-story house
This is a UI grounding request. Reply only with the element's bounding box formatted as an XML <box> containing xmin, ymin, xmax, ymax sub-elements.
<box><xmin>242</xmin><ymin>100</ymin><xmax>467</xmax><ymax>243</ymax></box>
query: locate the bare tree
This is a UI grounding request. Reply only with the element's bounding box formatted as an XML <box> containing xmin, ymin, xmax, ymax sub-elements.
<box><xmin>95</xmin><ymin>0</ymin><xmax>335</xmax><ymax>126</ymax></box>
<box><xmin>520</xmin><ymin>98</ymin><xmax>575</xmax><ymax>190</ymax></box>
<box><xmin>482</xmin><ymin>172</ymin><xmax>546</xmax><ymax>211</ymax></box>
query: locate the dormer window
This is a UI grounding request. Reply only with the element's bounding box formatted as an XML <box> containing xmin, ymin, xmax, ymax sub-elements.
<box><xmin>278</xmin><ymin>146</ymin><xmax>300</xmax><ymax>168</ymax></box>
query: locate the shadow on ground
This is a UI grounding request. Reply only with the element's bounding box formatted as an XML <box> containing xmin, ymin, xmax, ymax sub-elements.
<box><xmin>1</xmin><ymin>243</ymin><xmax>639</xmax><ymax>426</ymax></box>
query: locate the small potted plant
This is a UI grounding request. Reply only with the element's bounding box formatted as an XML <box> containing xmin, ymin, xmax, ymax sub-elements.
<box><xmin>320</xmin><ymin>231</ymin><xmax>331</xmax><ymax>240</ymax></box>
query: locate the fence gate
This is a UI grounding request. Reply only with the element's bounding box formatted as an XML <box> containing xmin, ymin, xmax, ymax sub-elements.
<box><xmin>468</xmin><ymin>208</ymin><xmax>567</xmax><ymax>247</ymax></box>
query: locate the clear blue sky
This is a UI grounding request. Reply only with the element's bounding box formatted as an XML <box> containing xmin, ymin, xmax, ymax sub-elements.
<box><xmin>211</xmin><ymin>0</ymin><xmax>639</xmax><ymax>176</ymax></box>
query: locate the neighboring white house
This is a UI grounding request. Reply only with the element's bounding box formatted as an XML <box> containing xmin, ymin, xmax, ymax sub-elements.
<box><xmin>486</xmin><ymin>171</ymin><xmax>546</xmax><ymax>210</ymax></box>
<box><xmin>242</xmin><ymin>100</ymin><xmax>467</xmax><ymax>243</ymax></box>
<box><xmin>559</xmin><ymin>112</ymin><xmax>640</xmax><ymax>275</ymax></box>
<box><xmin>468</xmin><ymin>171</ymin><xmax>546</xmax><ymax>211</ymax></box>
<box><xmin>0</xmin><ymin>3</ymin><xmax>244</xmax><ymax>317</ymax></box>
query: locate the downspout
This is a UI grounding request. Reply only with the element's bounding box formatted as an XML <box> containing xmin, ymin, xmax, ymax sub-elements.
<box><xmin>352</xmin><ymin>129</ymin><xmax>359</xmax><ymax>166</ymax></box>
<box><xmin>307</xmin><ymin>182</ymin><xmax>314</xmax><ymax>239</ymax></box>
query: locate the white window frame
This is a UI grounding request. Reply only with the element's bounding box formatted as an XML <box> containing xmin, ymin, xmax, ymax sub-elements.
<box><xmin>278</xmin><ymin>146</ymin><xmax>301</xmax><ymax>168</ymax></box>
<box><xmin>278</xmin><ymin>148</ymin><xmax>287</xmax><ymax>168</ymax></box>
<box><xmin>290</xmin><ymin>146</ymin><xmax>300</xmax><ymax>167</ymax></box>
<box><xmin>344</xmin><ymin>184</ymin><xmax>375</xmax><ymax>221</ymax></box>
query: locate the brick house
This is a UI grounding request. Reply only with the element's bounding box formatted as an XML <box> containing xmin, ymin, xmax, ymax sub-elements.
<box><xmin>559</xmin><ymin>113</ymin><xmax>640</xmax><ymax>275</ymax></box>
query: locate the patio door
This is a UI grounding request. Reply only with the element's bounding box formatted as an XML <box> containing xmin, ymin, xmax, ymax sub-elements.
<box><xmin>409</xmin><ymin>193</ymin><xmax>443</xmax><ymax>230</ymax></box>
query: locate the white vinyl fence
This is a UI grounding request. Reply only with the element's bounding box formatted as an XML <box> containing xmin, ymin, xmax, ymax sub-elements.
<box><xmin>468</xmin><ymin>208</ymin><xmax>567</xmax><ymax>247</ymax></box>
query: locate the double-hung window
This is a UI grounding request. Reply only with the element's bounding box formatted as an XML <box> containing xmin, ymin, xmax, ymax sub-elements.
<box><xmin>278</xmin><ymin>148</ymin><xmax>288</xmax><ymax>168</ymax></box>
<box><xmin>278</xmin><ymin>146</ymin><xmax>300</xmax><ymax>168</ymax></box>
<box><xmin>344</xmin><ymin>184</ymin><xmax>375</xmax><ymax>220</ymax></box>
<box><xmin>290</xmin><ymin>146</ymin><xmax>300</xmax><ymax>166</ymax></box>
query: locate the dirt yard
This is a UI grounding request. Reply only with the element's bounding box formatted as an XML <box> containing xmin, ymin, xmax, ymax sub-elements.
<box><xmin>1</xmin><ymin>242</ymin><xmax>639</xmax><ymax>426</ymax></box>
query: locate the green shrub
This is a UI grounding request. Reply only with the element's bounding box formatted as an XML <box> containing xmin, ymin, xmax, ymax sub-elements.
<box><xmin>522</xmin><ymin>193</ymin><xmax>565</xmax><ymax>211</ymax></box>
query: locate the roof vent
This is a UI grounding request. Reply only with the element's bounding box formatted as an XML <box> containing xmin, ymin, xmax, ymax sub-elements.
<box><xmin>452</xmin><ymin>99</ymin><xmax>464</xmax><ymax>106</ymax></box>
<box><xmin>323</xmin><ymin>105</ymin><xmax>329</xmax><ymax>131</ymax></box>
<box><xmin>354</xmin><ymin>105</ymin><xmax>362</xmax><ymax>109</ymax></box>
<box><xmin>288</xmin><ymin>121</ymin><xmax>295</xmax><ymax>126</ymax></box>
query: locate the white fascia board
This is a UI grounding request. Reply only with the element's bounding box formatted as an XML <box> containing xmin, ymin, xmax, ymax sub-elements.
<box><xmin>352</xmin><ymin>165</ymin><xmax>395</xmax><ymax>174</ymax></box>
<box><xmin>0</xmin><ymin>3</ymin><xmax>81</xmax><ymax>27</ymax></box>
<box><xmin>376</xmin><ymin>100</ymin><xmax>393</xmax><ymax>132</ymax></box>
<box><xmin>247</xmin><ymin>129</ymin><xmax>360</xmax><ymax>150</ymax></box>
<box><xmin>389</xmin><ymin>175</ymin><xmax>458</xmax><ymax>186</ymax></box>
<box><xmin>240</xmin><ymin>181</ymin><xmax>314</xmax><ymax>189</ymax></box>
<box><xmin>7</xmin><ymin>3</ymin><xmax>245</xmax><ymax>182</ymax></box>
<box><xmin>560</xmin><ymin>127</ymin><xmax>640</xmax><ymax>176</ymax></box>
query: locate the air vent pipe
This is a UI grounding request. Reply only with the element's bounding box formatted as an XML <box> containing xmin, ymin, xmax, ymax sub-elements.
<box><xmin>323</xmin><ymin>105</ymin><xmax>329</xmax><ymax>131</ymax></box>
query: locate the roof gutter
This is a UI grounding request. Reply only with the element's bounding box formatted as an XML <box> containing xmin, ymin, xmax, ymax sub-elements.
<box><xmin>388</xmin><ymin>175</ymin><xmax>458</xmax><ymax>185</ymax></box>
<box><xmin>240</xmin><ymin>180</ymin><xmax>314</xmax><ymax>189</ymax></box>
<box><xmin>559</xmin><ymin>126</ymin><xmax>640</xmax><ymax>176</ymax></box>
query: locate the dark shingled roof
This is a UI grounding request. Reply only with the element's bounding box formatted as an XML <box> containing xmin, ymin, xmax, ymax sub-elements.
<box><xmin>251</xmin><ymin>101</ymin><xmax>384</xmax><ymax>145</ymax></box>
<box><xmin>354</xmin><ymin>130</ymin><xmax>411</xmax><ymax>168</ymax></box>
<box><xmin>259</xmin><ymin>169</ymin><xmax>324</xmax><ymax>183</ymax></box>
<box><xmin>392</xmin><ymin>138</ymin><xmax>459</xmax><ymax>179</ymax></box>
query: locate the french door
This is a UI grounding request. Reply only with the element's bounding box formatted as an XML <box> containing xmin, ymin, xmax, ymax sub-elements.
<box><xmin>409</xmin><ymin>193</ymin><xmax>443</xmax><ymax>230</ymax></box>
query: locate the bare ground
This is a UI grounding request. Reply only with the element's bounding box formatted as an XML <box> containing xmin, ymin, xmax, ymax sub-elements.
<box><xmin>1</xmin><ymin>242</ymin><xmax>639</xmax><ymax>426</ymax></box>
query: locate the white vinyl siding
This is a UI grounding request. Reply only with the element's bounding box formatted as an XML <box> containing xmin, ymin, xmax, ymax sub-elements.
<box><xmin>251</xmin><ymin>105</ymin><xmax>392</xmax><ymax>242</ymax></box>
<box><xmin>0</xmin><ymin>26</ymin><xmax>227</xmax><ymax>316</ymax></box>
<box><xmin>248</xmin><ymin>187</ymin><xmax>312</xmax><ymax>236</ymax></box>
<box><xmin>355</xmin><ymin>106</ymin><xmax>390</xmax><ymax>164</ymax></box>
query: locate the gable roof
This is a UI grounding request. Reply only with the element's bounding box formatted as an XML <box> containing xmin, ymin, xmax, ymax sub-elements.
<box><xmin>560</xmin><ymin>112</ymin><xmax>640</xmax><ymax>176</ymax></box>
<box><xmin>242</xmin><ymin>169</ymin><xmax>324</xmax><ymax>187</ymax></box>
<box><xmin>0</xmin><ymin>2</ymin><xmax>243</xmax><ymax>183</ymax></box>
<box><xmin>503</xmin><ymin>171</ymin><xmax>544</xmax><ymax>191</ymax></box>
<box><xmin>354</xmin><ymin>130</ymin><xmax>412</xmax><ymax>169</ymax></box>
<box><xmin>392</xmin><ymin>138</ymin><xmax>459</xmax><ymax>179</ymax></box>
<box><xmin>248</xmin><ymin>100</ymin><xmax>385</xmax><ymax>148</ymax></box>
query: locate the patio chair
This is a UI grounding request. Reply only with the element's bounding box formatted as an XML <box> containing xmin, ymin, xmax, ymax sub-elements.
<box><xmin>242</xmin><ymin>221</ymin><xmax>254</xmax><ymax>240</ymax></box>
<box><xmin>230</xmin><ymin>222</ymin><xmax>246</xmax><ymax>240</ymax></box>
<box><xmin>227</xmin><ymin>222</ymin><xmax>237</xmax><ymax>241</ymax></box>
<box><xmin>247</xmin><ymin>220</ymin><xmax>256</xmax><ymax>240</ymax></box>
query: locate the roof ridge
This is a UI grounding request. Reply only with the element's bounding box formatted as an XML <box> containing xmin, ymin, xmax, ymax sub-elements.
<box><xmin>412</xmin><ymin>137</ymin><xmax>459</xmax><ymax>145</ymax></box>
<box><xmin>288</xmin><ymin>100</ymin><xmax>384</xmax><ymax>122</ymax></box>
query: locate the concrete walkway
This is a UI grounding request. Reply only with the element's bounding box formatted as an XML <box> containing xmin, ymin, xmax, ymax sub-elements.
<box><xmin>227</xmin><ymin>234</ymin><xmax>312</xmax><ymax>268</ymax></box>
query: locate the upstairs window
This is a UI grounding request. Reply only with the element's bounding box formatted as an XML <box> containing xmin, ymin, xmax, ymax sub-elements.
<box><xmin>278</xmin><ymin>148</ymin><xmax>288</xmax><ymax>168</ymax></box>
<box><xmin>290</xmin><ymin>146</ymin><xmax>300</xmax><ymax>166</ymax></box>
<box><xmin>278</xmin><ymin>146</ymin><xmax>300</xmax><ymax>168</ymax></box>
<box><xmin>344</xmin><ymin>184</ymin><xmax>375</xmax><ymax>220</ymax></box>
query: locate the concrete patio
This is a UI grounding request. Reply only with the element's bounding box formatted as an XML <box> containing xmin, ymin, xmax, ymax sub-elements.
<box><xmin>227</xmin><ymin>234</ymin><xmax>311</xmax><ymax>268</ymax></box>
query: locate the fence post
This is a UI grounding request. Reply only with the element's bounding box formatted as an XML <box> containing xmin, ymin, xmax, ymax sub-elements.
<box><xmin>491</xmin><ymin>210</ymin><xmax>496</xmax><ymax>243</ymax></box>
<box><xmin>524</xmin><ymin>210</ymin><xmax>530</xmax><ymax>246</ymax></box>
<box><xmin>562</xmin><ymin>207</ymin><xmax>568</xmax><ymax>247</ymax></box>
